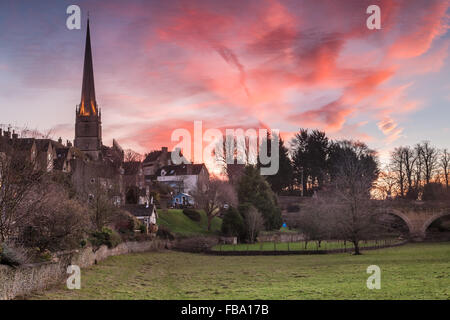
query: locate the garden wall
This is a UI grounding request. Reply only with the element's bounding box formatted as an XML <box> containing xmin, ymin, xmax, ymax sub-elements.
<box><xmin>0</xmin><ymin>239</ymin><xmax>171</xmax><ymax>300</ymax></box>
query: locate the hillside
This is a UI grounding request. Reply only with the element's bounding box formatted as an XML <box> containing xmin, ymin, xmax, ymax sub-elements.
<box><xmin>156</xmin><ymin>209</ymin><xmax>222</xmax><ymax>237</ymax></box>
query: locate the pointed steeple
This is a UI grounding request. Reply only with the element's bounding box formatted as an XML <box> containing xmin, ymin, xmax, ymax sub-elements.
<box><xmin>79</xmin><ymin>18</ymin><xmax>97</xmax><ymax>116</ymax></box>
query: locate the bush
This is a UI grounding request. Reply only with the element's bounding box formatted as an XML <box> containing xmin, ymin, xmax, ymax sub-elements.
<box><xmin>287</xmin><ymin>204</ymin><xmax>300</xmax><ymax>212</ymax></box>
<box><xmin>0</xmin><ymin>242</ymin><xmax>30</xmax><ymax>267</ymax></box>
<box><xmin>113</xmin><ymin>210</ymin><xmax>139</xmax><ymax>234</ymax></box>
<box><xmin>173</xmin><ymin>236</ymin><xmax>218</xmax><ymax>252</ymax></box>
<box><xmin>157</xmin><ymin>225</ymin><xmax>175</xmax><ymax>240</ymax></box>
<box><xmin>182</xmin><ymin>208</ymin><xmax>202</xmax><ymax>222</ymax></box>
<box><xmin>89</xmin><ymin>227</ymin><xmax>122</xmax><ymax>249</ymax></box>
<box><xmin>139</xmin><ymin>224</ymin><xmax>147</xmax><ymax>234</ymax></box>
<box><xmin>18</xmin><ymin>189</ymin><xmax>89</xmax><ymax>252</ymax></box>
<box><xmin>221</xmin><ymin>206</ymin><xmax>245</xmax><ymax>239</ymax></box>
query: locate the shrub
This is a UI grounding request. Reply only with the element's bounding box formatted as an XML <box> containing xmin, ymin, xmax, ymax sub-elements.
<box><xmin>287</xmin><ymin>204</ymin><xmax>300</xmax><ymax>212</ymax></box>
<box><xmin>113</xmin><ymin>210</ymin><xmax>139</xmax><ymax>234</ymax></box>
<box><xmin>157</xmin><ymin>225</ymin><xmax>175</xmax><ymax>240</ymax></box>
<box><xmin>89</xmin><ymin>227</ymin><xmax>122</xmax><ymax>249</ymax></box>
<box><xmin>0</xmin><ymin>242</ymin><xmax>30</xmax><ymax>267</ymax></box>
<box><xmin>173</xmin><ymin>236</ymin><xmax>218</xmax><ymax>252</ymax></box>
<box><xmin>139</xmin><ymin>224</ymin><xmax>147</xmax><ymax>234</ymax></box>
<box><xmin>18</xmin><ymin>189</ymin><xmax>89</xmax><ymax>252</ymax></box>
<box><xmin>182</xmin><ymin>208</ymin><xmax>202</xmax><ymax>222</ymax></box>
<box><xmin>221</xmin><ymin>206</ymin><xmax>245</xmax><ymax>239</ymax></box>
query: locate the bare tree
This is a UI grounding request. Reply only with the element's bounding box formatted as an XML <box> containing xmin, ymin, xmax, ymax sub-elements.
<box><xmin>292</xmin><ymin>198</ymin><xmax>330</xmax><ymax>248</ymax></box>
<box><xmin>374</xmin><ymin>166</ymin><xmax>397</xmax><ymax>199</ymax></box>
<box><xmin>391</xmin><ymin>147</ymin><xmax>406</xmax><ymax>198</ymax></box>
<box><xmin>192</xmin><ymin>178</ymin><xmax>237</xmax><ymax>231</ymax></box>
<box><xmin>243</xmin><ymin>206</ymin><xmax>264</xmax><ymax>243</ymax></box>
<box><xmin>88</xmin><ymin>177</ymin><xmax>120</xmax><ymax>231</ymax></box>
<box><xmin>440</xmin><ymin>149</ymin><xmax>449</xmax><ymax>190</ymax></box>
<box><xmin>124</xmin><ymin>149</ymin><xmax>143</xmax><ymax>162</ymax></box>
<box><xmin>329</xmin><ymin>153</ymin><xmax>380</xmax><ymax>255</ymax></box>
<box><xmin>419</xmin><ymin>141</ymin><xmax>439</xmax><ymax>185</ymax></box>
<box><xmin>18</xmin><ymin>185</ymin><xmax>88</xmax><ymax>251</ymax></box>
<box><xmin>0</xmin><ymin>143</ymin><xmax>46</xmax><ymax>242</ymax></box>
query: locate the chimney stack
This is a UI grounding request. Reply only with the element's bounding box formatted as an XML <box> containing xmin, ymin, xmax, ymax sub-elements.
<box><xmin>12</xmin><ymin>130</ymin><xmax>18</xmax><ymax>140</ymax></box>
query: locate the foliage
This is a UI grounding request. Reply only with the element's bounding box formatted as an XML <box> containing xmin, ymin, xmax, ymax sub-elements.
<box><xmin>286</xmin><ymin>204</ymin><xmax>300</xmax><ymax>213</ymax></box>
<box><xmin>89</xmin><ymin>227</ymin><xmax>122</xmax><ymax>249</ymax></box>
<box><xmin>156</xmin><ymin>225</ymin><xmax>176</xmax><ymax>240</ymax></box>
<box><xmin>422</xmin><ymin>183</ymin><xmax>449</xmax><ymax>201</ymax></box>
<box><xmin>0</xmin><ymin>144</ymin><xmax>47</xmax><ymax>242</ymax></box>
<box><xmin>18</xmin><ymin>187</ymin><xmax>89</xmax><ymax>252</ymax></box>
<box><xmin>182</xmin><ymin>208</ymin><xmax>202</xmax><ymax>222</ymax></box>
<box><xmin>262</xmin><ymin>135</ymin><xmax>294</xmax><ymax>194</ymax></box>
<box><xmin>221</xmin><ymin>206</ymin><xmax>245</xmax><ymax>239</ymax></box>
<box><xmin>241</xmin><ymin>205</ymin><xmax>265</xmax><ymax>243</ymax></box>
<box><xmin>237</xmin><ymin>165</ymin><xmax>282</xmax><ymax>230</ymax></box>
<box><xmin>113</xmin><ymin>210</ymin><xmax>139</xmax><ymax>234</ymax></box>
<box><xmin>0</xmin><ymin>242</ymin><xmax>30</xmax><ymax>267</ymax></box>
<box><xmin>88</xmin><ymin>179</ymin><xmax>120</xmax><ymax>231</ymax></box>
<box><xmin>192</xmin><ymin>178</ymin><xmax>237</xmax><ymax>231</ymax></box>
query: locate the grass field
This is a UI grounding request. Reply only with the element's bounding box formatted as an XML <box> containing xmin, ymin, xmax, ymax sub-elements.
<box><xmin>29</xmin><ymin>243</ymin><xmax>450</xmax><ymax>300</ymax></box>
<box><xmin>156</xmin><ymin>209</ymin><xmax>222</xmax><ymax>236</ymax></box>
<box><xmin>212</xmin><ymin>240</ymin><xmax>401</xmax><ymax>251</ymax></box>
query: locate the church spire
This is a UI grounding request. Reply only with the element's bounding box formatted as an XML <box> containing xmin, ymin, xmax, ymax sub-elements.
<box><xmin>79</xmin><ymin>18</ymin><xmax>97</xmax><ymax>116</ymax></box>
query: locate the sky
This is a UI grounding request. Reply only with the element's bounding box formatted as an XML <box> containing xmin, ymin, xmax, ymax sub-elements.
<box><xmin>0</xmin><ymin>0</ymin><xmax>449</xmax><ymax>165</ymax></box>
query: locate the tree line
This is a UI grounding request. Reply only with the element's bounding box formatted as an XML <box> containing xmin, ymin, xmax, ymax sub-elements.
<box><xmin>377</xmin><ymin>142</ymin><xmax>449</xmax><ymax>200</ymax></box>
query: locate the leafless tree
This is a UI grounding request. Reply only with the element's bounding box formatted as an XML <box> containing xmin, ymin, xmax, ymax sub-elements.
<box><xmin>292</xmin><ymin>198</ymin><xmax>330</xmax><ymax>248</ymax></box>
<box><xmin>88</xmin><ymin>177</ymin><xmax>120</xmax><ymax>231</ymax></box>
<box><xmin>391</xmin><ymin>147</ymin><xmax>406</xmax><ymax>197</ymax></box>
<box><xmin>243</xmin><ymin>206</ymin><xmax>264</xmax><ymax>243</ymax></box>
<box><xmin>18</xmin><ymin>185</ymin><xmax>89</xmax><ymax>251</ymax></box>
<box><xmin>328</xmin><ymin>153</ymin><xmax>380</xmax><ymax>254</ymax></box>
<box><xmin>192</xmin><ymin>178</ymin><xmax>237</xmax><ymax>231</ymax></box>
<box><xmin>124</xmin><ymin>149</ymin><xmax>143</xmax><ymax>162</ymax></box>
<box><xmin>374</xmin><ymin>166</ymin><xmax>397</xmax><ymax>199</ymax></box>
<box><xmin>418</xmin><ymin>141</ymin><xmax>439</xmax><ymax>185</ymax></box>
<box><xmin>440</xmin><ymin>149</ymin><xmax>449</xmax><ymax>190</ymax></box>
<box><xmin>0</xmin><ymin>144</ymin><xmax>46</xmax><ymax>242</ymax></box>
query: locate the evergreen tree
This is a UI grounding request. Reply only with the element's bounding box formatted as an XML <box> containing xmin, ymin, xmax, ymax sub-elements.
<box><xmin>237</xmin><ymin>165</ymin><xmax>282</xmax><ymax>230</ymax></box>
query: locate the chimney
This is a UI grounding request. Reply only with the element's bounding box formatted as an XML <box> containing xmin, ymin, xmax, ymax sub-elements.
<box><xmin>67</xmin><ymin>140</ymin><xmax>73</xmax><ymax>147</ymax></box>
<box><xmin>58</xmin><ymin>137</ymin><xmax>62</xmax><ymax>144</ymax></box>
<box><xmin>12</xmin><ymin>130</ymin><xmax>18</xmax><ymax>140</ymax></box>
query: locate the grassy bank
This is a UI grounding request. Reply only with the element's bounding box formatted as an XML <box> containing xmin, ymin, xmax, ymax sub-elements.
<box><xmin>156</xmin><ymin>209</ymin><xmax>222</xmax><ymax>237</ymax></box>
<box><xmin>30</xmin><ymin>242</ymin><xmax>450</xmax><ymax>300</ymax></box>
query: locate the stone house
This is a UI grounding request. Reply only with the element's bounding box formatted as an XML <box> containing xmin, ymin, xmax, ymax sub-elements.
<box><xmin>156</xmin><ymin>163</ymin><xmax>209</xmax><ymax>195</ymax></box>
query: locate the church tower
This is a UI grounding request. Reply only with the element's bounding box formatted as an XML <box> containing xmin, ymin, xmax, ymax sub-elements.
<box><xmin>74</xmin><ymin>18</ymin><xmax>102</xmax><ymax>160</ymax></box>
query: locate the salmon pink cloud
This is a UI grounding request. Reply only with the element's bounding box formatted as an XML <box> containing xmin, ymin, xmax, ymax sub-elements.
<box><xmin>1</xmin><ymin>0</ymin><xmax>449</xmax><ymax>159</ymax></box>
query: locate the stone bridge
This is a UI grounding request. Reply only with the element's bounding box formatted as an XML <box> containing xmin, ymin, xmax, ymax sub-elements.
<box><xmin>379</xmin><ymin>201</ymin><xmax>450</xmax><ymax>240</ymax></box>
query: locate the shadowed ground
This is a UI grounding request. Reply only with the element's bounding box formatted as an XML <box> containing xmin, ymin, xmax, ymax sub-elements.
<box><xmin>29</xmin><ymin>243</ymin><xmax>450</xmax><ymax>300</ymax></box>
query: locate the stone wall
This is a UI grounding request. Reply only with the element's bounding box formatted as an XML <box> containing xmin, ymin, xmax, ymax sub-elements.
<box><xmin>257</xmin><ymin>232</ymin><xmax>305</xmax><ymax>243</ymax></box>
<box><xmin>0</xmin><ymin>239</ymin><xmax>170</xmax><ymax>300</ymax></box>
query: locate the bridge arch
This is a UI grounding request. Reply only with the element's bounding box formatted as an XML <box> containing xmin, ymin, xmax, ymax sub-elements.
<box><xmin>380</xmin><ymin>209</ymin><xmax>414</xmax><ymax>235</ymax></box>
<box><xmin>422</xmin><ymin>212</ymin><xmax>450</xmax><ymax>236</ymax></box>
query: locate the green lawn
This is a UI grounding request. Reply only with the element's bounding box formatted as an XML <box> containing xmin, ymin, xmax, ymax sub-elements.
<box><xmin>212</xmin><ymin>240</ymin><xmax>401</xmax><ymax>251</ymax></box>
<box><xmin>156</xmin><ymin>209</ymin><xmax>222</xmax><ymax>237</ymax></box>
<box><xmin>29</xmin><ymin>243</ymin><xmax>450</xmax><ymax>300</ymax></box>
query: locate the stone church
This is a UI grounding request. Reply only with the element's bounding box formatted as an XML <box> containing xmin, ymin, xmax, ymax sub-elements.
<box><xmin>70</xmin><ymin>19</ymin><xmax>125</xmax><ymax>203</ymax></box>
